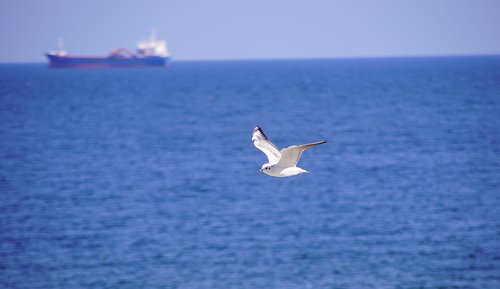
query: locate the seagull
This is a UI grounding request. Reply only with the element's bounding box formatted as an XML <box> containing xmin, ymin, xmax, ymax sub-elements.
<box><xmin>252</xmin><ymin>126</ymin><xmax>327</xmax><ymax>177</ymax></box>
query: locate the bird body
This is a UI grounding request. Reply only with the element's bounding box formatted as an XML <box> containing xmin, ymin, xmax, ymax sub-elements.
<box><xmin>264</xmin><ymin>166</ymin><xmax>308</xmax><ymax>178</ymax></box>
<box><xmin>252</xmin><ymin>126</ymin><xmax>326</xmax><ymax>177</ymax></box>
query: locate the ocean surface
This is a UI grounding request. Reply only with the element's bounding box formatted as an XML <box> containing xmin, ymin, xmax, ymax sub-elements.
<box><xmin>1</xmin><ymin>57</ymin><xmax>499</xmax><ymax>289</ymax></box>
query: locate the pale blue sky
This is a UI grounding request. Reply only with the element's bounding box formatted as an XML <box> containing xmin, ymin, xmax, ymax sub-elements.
<box><xmin>0</xmin><ymin>0</ymin><xmax>499</xmax><ymax>62</ymax></box>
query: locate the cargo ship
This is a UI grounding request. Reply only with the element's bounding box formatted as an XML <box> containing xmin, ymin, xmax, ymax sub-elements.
<box><xmin>45</xmin><ymin>32</ymin><xmax>170</xmax><ymax>68</ymax></box>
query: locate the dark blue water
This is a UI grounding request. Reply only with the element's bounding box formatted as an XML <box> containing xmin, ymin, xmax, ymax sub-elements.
<box><xmin>1</xmin><ymin>57</ymin><xmax>500</xmax><ymax>288</ymax></box>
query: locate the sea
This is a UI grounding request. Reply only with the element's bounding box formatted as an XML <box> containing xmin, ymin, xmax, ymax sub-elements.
<box><xmin>1</xmin><ymin>56</ymin><xmax>499</xmax><ymax>289</ymax></box>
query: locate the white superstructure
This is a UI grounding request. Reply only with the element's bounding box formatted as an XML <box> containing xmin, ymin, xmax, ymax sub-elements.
<box><xmin>137</xmin><ymin>30</ymin><xmax>169</xmax><ymax>57</ymax></box>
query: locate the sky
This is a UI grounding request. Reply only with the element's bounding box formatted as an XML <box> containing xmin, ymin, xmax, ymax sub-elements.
<box><xmin>0</xmin><ymin>0</ymin><xmax>499</xmax><ymax>62</ymax></box>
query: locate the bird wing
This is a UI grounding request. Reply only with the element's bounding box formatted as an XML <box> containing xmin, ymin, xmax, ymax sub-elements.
<box><xmin>277</xmin><ymin>141</ymin><xmax>327</xmax><ymax>167</ymax></box>
<box><xmin>252</xmin><ymin>126</ymin><xmax>281</xmax><ymax>165</ymax></box>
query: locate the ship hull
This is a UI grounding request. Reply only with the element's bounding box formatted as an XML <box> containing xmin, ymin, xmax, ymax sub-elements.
<box><xmin>46</xmin><ymin>54</ymin><xmax>170</xmax><ymax>68</ymax></box>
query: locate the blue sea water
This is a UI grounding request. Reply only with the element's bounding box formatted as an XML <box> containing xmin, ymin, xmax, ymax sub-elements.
<box><xmin>0</xmin><ymin>57</ymin><xmax>500</xmax><ymax>289</ymax></box>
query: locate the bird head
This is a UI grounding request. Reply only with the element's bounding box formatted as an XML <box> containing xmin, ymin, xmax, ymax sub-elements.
<box><xmin>259</xmin><ymin>163</ymin><xmax>272</xmax><ymax>173</ymax></box>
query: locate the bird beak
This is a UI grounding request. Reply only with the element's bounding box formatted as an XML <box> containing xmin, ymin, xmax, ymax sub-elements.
<box><xmin>259</xmin><ymin>169</ymin><xmax>263</xmax><ymax>172</ymax></box>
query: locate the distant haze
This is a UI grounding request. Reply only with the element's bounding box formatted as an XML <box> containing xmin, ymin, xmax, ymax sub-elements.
<box><xmin>0</xmin><ymin>0</ymin><xmax>499</xmax><ymax>62</ymax></box>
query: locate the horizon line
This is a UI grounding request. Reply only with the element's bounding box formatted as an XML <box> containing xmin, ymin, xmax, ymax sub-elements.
<box><xmin>1</xmin><ymin>53</ymin><xmax>499</xmax><ymax>65</ymax></box>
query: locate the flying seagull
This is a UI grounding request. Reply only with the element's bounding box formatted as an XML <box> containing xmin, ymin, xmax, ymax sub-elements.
<box><xmin>252</xmin><ymin>126</ymin><xmax>327</xmax><ymax>177</ymax></box>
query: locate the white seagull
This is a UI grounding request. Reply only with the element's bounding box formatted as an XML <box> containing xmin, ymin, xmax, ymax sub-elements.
<box><xmin>252</xmin><ymin>126</ymin><xmax>327</xmax><ymax>177</ymax></box>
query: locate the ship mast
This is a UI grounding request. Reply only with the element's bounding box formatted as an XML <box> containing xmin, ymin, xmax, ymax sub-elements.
<box><xmin>52</xmin><ymin>37</ymin><xmax>67</xmax><ymax>56</ymax></box>
<box><xmin>57</xmin><ymin>37</ymin><xmax>64</xmax><ymax>52</ymax></box>
<box><xmin>150</xmin><ymin>29</ymin><xmax>157</xmax><ymax>42</ymax></box>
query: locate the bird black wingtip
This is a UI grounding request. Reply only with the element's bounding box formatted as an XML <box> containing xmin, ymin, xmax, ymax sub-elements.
<box><xmin>312</xmin><ymin>140</ymin><xmax>327</xmax><ymax>146</ymax></box>
<box><xmin>253</xmin><ymin>126</ymin><xmax>264</xmax><ymax>135</ymax></box>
